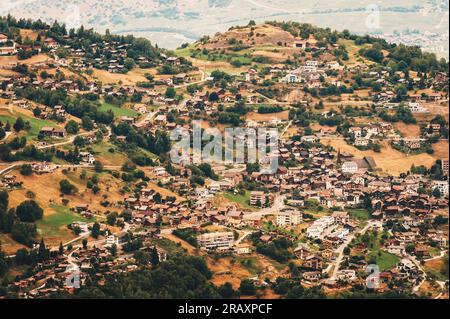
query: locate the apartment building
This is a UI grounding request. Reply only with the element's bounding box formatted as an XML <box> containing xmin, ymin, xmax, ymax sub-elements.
<box><xmin>276</xmin><ymin>210</ymin><xmax>303</xmax><ymax>226</ymax></box>
<box><xmin>197</xmin><ymin>232</ymin><xmax>234</xmax><ymax>250</ymax></box>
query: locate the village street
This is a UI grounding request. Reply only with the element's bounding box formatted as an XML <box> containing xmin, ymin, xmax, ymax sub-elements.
<box><xmin>329</xmin><ymin>220</ymin><xmax>382</xmax><ymax>279</ymax></box>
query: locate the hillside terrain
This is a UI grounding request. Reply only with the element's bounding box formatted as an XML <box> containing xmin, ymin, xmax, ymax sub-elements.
<box><xmin>1</xmin><ymin>0</ymin><xmax>449</xmax><ymax>58</ymax></box>
<box><xmin>0</xmin><ymin>16</ymin><xmax>448</xmax><ymax>300</ymax></box>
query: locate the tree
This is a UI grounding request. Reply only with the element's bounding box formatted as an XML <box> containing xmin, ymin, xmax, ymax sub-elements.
<box><xmin>150</xmin><ymin>246</ymin><xmax>159</xmax><ymax>266</ymax></box>
<box><xmin>94</xmin><ymin>160</ymin><xmax>103</xmax><ymax>173</ymax></box>
<box><xmin>134</xmin><ymin>250</ymin><xmax>150</xmax><ymax>265</ymax></box>
<box><xmin>13</xmin><ymin>117</ymin><xmax>25</xmax><ymax>132</ymax></box>
<box><xmin>106</xmin><ymin>211</ymin><xmax>118</xmax><ymax>226</ymax></box>
<box><xmin>91</xmin><ymin>222</ymin><xmax>101</xmax><ymax>239</ymax></box>
<box><xmin>239</xmin><ymin>279</ymin><xmax>256</xmax><ymax>295</ymax></box>
<box><xmin>110</xmin><ymin>243</ymin><xmax>117</xmax><ymax>256</ymax></box>
<box><xmin>65</xmin><ymin>120</ymin><xmax>79</xmax><ymax>134</ymax></box>
<box><xmin>218</xmin><ymin>282</ymin><xmax>235</xmax><ymax>298</ymax></box>
<box><xmin>82</xmin><ymin>238</ymin><xmax>88</xmax><ymax>249</ymax></box>
<box><xmin>15</xmin><ymin>200</ymin><xmax>44</xmax><ymax>222</ymax></box>
<box><xmin>165</xmin><ymin>87</ymin><xmax>176</xmax><ymax>98</ymax></box>
<box><xmin>59</xmin><ymin>179</ymin><xmax>78</xmax><ymax>195</ymax></box>
<box><xmin>11</xmin><ymin>221</ymin><xmax>37</xmax><ymax>247</ymax></box>
<box><xmin>343</xmin><ymin>246</ymin><xmax>351</xmax><ymax>255</ymax></box>
<box><xmin>81</xmin><ymin>116</ymin><xmax>94</xmax><ymax>130</ymax></box>
<box><xmin>432</xmin><ymin>188</ymin><xmax>441</xmax><ymax>198</ymax></box>
<box><xmin>19</xmin><ymin>164</ymin><xmax>33</xmax><ymax>176</ymax></box>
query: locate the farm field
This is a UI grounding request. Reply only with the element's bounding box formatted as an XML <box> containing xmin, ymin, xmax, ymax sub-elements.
<box><xmin>36</xmin><ymin>204</ymin><xmax>94</xmax><ymax>245</ymax></box>
<box><xmin>0</xmin><ymin>108</ymin><xmax>63</xmax><ymax>140</ymax></box>
<box><xmin>321</xmin><ymin>138</ymin><xmax>445</xmax><ymax>176</ymax></box>
<box><xmin>246</xmin><ymin>110</ymin><xmax>289</xmax><ymax>122</ymax></box>
<box><xmin>99</xmin><ymin>102</ymin><xmax>139</xmax><ymax>118</ymax></box>
<box><xmin>222</xmin><ymin>191</ymin><xmax>254</xmax><ymax>210</ymax></box>
<box><xmin>394</xmin><ymin>122</ymin><xmax>421</xmax><ymax>138</ymax></box>
<box><xmin>90</xmin><ymin>141</ymin><xmax>129</xmax><ymax>166</ymax></box>
<box><xmin>8</xmin><ymin>168</ymin><xmax>125</xmax><ymax>215</ymax></box>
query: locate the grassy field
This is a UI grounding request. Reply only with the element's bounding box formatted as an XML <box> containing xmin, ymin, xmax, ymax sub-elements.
<box><xmin>36</xmin><ymin>204</ymin><xmax>94</xmax><ymax>240</ymax></box>
<box><xmin>369</xmin><ymin>250</ymin><xmax>400</xmax><ymax>271</ymax></box>
<box><xmin>99</xmin><ymin>102</ymin><xmax>139</xmax><ymax>118</ymax></box>
<box><xmin>353</xmin><ymin>231</ymin><xmax>399</xmax><ymax>271</ymax></box>
<box><xmin>222</xmin><ymin>191</ymin><xmax>253</xmax><ymax>210</ymax></box>
<box><xmin>0</xmin><ymin>111</ymin><xmax>61</xmax><ymax>139</ymax></box>
<box><xmin>348</xmin><ymin>208</ymin><xmax>371</xmax><ymax>221</ymax></box>
<box><xmin>237</xmin><ymin>256</ymin><xmax>263</xmax><ymax>275</ymax></box>
<box><xmin>424</xmin><ymin>256</ymin><xmax>448</xmax><ymax>282</ymax></box>
<box><xmin>90</xmin><ymin>141</ymin><xmax>128</xmax><ymax>166</ymax></box>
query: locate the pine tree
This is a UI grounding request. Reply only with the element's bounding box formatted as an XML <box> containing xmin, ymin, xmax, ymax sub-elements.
<box><xmin>150</xmin><ymin>246</ymin><xmax>159</xmax><ymax>266</ymax></box>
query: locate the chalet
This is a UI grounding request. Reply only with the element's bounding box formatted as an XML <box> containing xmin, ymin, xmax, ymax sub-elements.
<box><xmin>294</xmin><ymin>244</ymin><xmax>311</xmax><ymax>260</ymax></box>
<box><xmin>120</xmin><ymin>116</ymin><xmax>136</xmax><ymax>124</ymax></box>
<box><xmin>245</xmin><ymin>69</ymin><xmax>258</xmax><ymax>82</ymax></box>
<box><xmin>302</xmin><ymin>271</ymin><xmax>321</xmax><ymax>282</ymax></box>
<box><xmin>154</xmin><ymin>114</ymin><xmax>167</xmax><ymax>125</ymax></box>
<box><xmin>301</xmin><ymin>255</ymin><xmax>324</xmax><ymax>271</ymax></box>
<box><xmin>39</xmin><ymin>127</ymin><xmax>65</xmax><ymax>138</ymax></box>
<box><xmin>79</xmin><ymin>152</ymin><xmax>96</xmax><ymax>165</ymax></box>
<box><xmin>166</xmin><ymin>57</ymin><xmax>180</xmax><ymax>65</ymax></box>
<box><xmin>1</xmin><ymin>175</ymin><xmax>20</xmax><ymax>188</ymax></box>
<box><xmin>44</xmin><ymin>38</ymin><xmax>59</xmax><ymax>49</ymax></box>
<box><xmin>0</xmin><ymin>33</ymin><xmax>8</xmax><ymax>43</ymax></box>
<box><xmin>331</xmin><ymin>211</ymin><xmax>349</xmax><ymax>224</ymax></box>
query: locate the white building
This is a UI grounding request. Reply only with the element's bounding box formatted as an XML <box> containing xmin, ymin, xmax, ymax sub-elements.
<box><xmin>306</xmin><ymin>216</ymin><xmax>335</xmax><ymax>239</ymax></box>
<box><xmin>197</xmin><ymin>232</ymin><xmax>234</xmax><ymax>250</ymax></box>
<box><xmin>342</xmin><ymin>161</ymin><xmax>358</xmax><ymax>174</ymax></box>
<box><xmin>433</xmin><ymin>180</ymin><xmax>449</xmax><ymax>196</ymax></box>
<box><xmin>408</xmin><ymin>102</ymin><xmax>427</xmax><ymax>113</ymax></box>
<box><xmin>276</xmin><ymin>210</ymin><xmax>302</xmax><ymax>226</ymax></box>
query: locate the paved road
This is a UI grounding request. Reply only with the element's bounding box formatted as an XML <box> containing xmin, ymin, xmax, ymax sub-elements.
<box><xmin>174</xmin><ymin>70</ymin><xmax>206</xmax><ymax>88</ymax></box>
<box><xmin>244</xmin><ymin>194</ymin><xmax>286</xmax><ymax>220</ymax></box>
<box><xmin>329</xmin><ymin>220</ymin><xmax>382</xmax><ymax>279</ymax></box>
<box><xmin>234</xmin><ymin>230</ymin><xmax>253</xmax><ymax>246</ymax></box>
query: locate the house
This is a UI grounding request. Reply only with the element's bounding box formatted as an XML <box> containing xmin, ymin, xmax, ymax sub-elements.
<box><xmin>284</xmin><ymin>73</ymin><xmax>301</xmax><ymax>83</ymax></box>
<box><xmin>301</xmin><ymin>255</ymin><xmax>324</xmax><ymax>271</ymax></box>
<box><xmin>0</xmin><ymin>33</ymin><xmax>8</xmax><ymax>43</ymax></box>
<box><xmin>79</xmin><ymin>152</ymin><xmax>96</xmax><ymax>165</ymax></box>
<box><xmin>39</xmin><ymin>127</ymin><xmax>66</xmax><ymax>138</ymax></box>
<box><xmin>44</xmin><ymin>38</ymin><xmax>59</xmax><ymax>49</ymax></box>
<box><xmin>408</xmin><ymin>102</ymin><xmax>427</xmax><ymax>113</ymax></box>
<box><xmin>302</xmin><ymin>271</ymin><xmax>321</xmax><ymax>282</ymax></box>
<box><xmin>154</xmin><ymin>114</ymin><xmax>167</xmax><ymax>125</ymax></box>
<box><xmin>166</xmin><ymin>57</ymin><xmax>180</xmax><ymax>65</ymax></box>
<box><xmin>245</xmin><ymin>69</ymin><xmax>258</xmax><ymax>82</ymax></box>
<box><xmin>294</xmin><ymin>244</ymin><xmax>311</xmax><ymax>260</ymax></box>
<box><xmin>235</xmin><ymin>244</ymin><xmax>251</xmax><ymax>255</ymax></box>
<box><xmin>1</xmin><ymin>175</ymin><xmax>20</xmax><ymax>188</ymax></box>
<box><xmin>331</xmin><ymin>211</ymin><xmax>349</xmax><ymax>224</ymax></box>
<box><xmin>336</xmin><ymin>269</ymin><xmax>356</xmax><ymax>281</ymax></box>
<box><xmin>354</xmin><ymin>137</ymin><xmax>369</xmax><ymax>147</ymax></box>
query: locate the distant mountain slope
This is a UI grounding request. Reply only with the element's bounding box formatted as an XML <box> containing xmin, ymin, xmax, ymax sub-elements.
<box><xmin>1</xmin><ymin>0</ymin><xmax>448</xmax><ymax>58</ymax></box>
